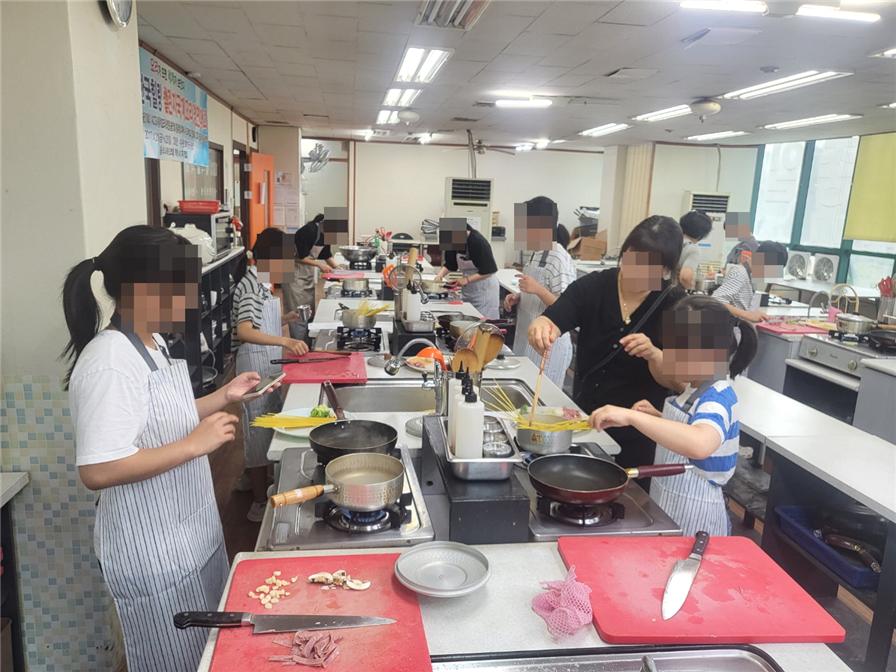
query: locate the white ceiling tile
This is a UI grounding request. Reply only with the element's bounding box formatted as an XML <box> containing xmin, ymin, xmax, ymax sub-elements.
<box><xmin>301</xmin><ymin>1</ymin><xmax>360</xmax><ymax>18</ymax></box>
<box><xmin>187</xmin><ymin>52</ymin><xmax>239</xmax><ymax>70</ymax></box>
<box><xmin>187</xmin><ymin>5</ymin><xmax>248</xmax><ymax>33</ymax></box>
<box><xmin>433</xmin><ymin>59</ymin><xmax>488</xmax><ymax>85</ymax></box>
<box><xmin>538</xmin><ymin>47</ymin><xmax>594</xmax><ymax>69</ymax></box>
<box><xmin>597</xmin><ymin>1</ymin><xmax>678</xmax><ymax>27</ymax></box>
<box><xmin>241</xmin><ymin>66</ymin><xmax>280</xmax><ymax>80</ymax></box>
<box><xmin>266</xmin><ymin>46</ymin><xmax>313</xmax><ymax>65</ymax></box>
<box><xmin>464</xmin><ymin>12</ymin><xmax>533</xmax><ymax>41</ymax></box>
<box><xmin>169</xmin><ymin>38</ymin><xmax>227</xmax><ymax>56</ymax></box>
<box><xmin>137</xmin><ymin>2</ymin><xmax>210</xmax><ymax>39</ymax></box>
<box><xmin>547</xmin><ymin>73</ymin><xmax>596</xmax><ymax>88</ymax></box>
<box><xmin>242</xmin><ymin>1</ymin><xmax>303</xmax><ymax>26</ymax></box>
<box><xmin>225</xmin><ymin>49</ymin><xmax>274</xmax><ymax>69</ymax></box>
<box><xmin>252</xmin><ymin>23</ymin><xmax>306</xmax><ymax>48</ymax></box>
<box><xmin>456</xmin><ymin>36</ymin><xmax>507</xmax><ymax>62</ymax></box>
<box><xmin>357</xmin><ymin>31</ymin><xmax>406</xmax><ymax>57</ymax></box>
<box><xmin>356</xmin><ymin>3</ymin><xmax>417</xmax><ymax>34</ymax></box>
<box><xmin>303</xmin><ymin>14</ymin><xmax>358</xmax><ymax>39</ymax></box>
<box><xmin>407</xmin><ymin>25</ymin><xmax>466</xmax><ymax>49</ymax></box>
<box><xmin>305</xmin><ymin>40</ymin><xmax>358</xmax><ymax>62</ymax></box>
<box><xmin>484</xmin><ymin>54</ymin><xmax>542</xmax><ymax>74</ymax></box>
<box><xmin>526</xmin><ymin>2</ymin><xmax>620</xmax><ymax>35</ymax></box>
<box><xmin>502</xmin><ymin>32</ymin><xmax>571</xmax><ymax>58</ymax></box>
<box><xmin>275</xmin><ymin>61</ymin><xmax>318</xmax><ymax>78</ymax></box>
<box><xmin>489</xmin><ymin>1</ymin><xmax>553</xmax><ymax>18</ymax></box>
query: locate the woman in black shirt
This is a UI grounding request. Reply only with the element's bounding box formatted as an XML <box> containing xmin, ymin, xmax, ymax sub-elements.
<box><xmin>283</xmin><ymin>214</ymin><xmax>339</xmax><ymax>340</ymax></box>
<box><xmin>435</xmin><ymin>224</ymin><xmax>500</xmax><ymax>319</ymax></box>
<box><xmin>529</xmin><ymin>216</ymin><xmax>684</xmax><ymax>469</ymax></box>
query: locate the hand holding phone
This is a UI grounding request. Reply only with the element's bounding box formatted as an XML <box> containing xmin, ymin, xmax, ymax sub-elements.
<box><xmin>240</xmin><ymin>372</ymin><xmax>285</xmax><ymax>401</ymax></box>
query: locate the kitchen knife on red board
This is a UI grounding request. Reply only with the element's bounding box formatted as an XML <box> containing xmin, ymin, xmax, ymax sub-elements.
<box><xmin>173</xmin><ymin>611</ymin><xmax>395</xmax><ymax>633</ymax></box>
<box><xmin>661</xmin><ymin>531</ymin><xmax>709</xmax><ymax>620</ymax></box>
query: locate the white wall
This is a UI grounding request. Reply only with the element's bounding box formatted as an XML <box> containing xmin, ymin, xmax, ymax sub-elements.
<box><xmin>649</xmin><ymin>143</ymin><xmax>759</xmax><ymax>217</ymax></box>
<box><xmin>353</xmin><ymin>142</ymin><xmax>602</xmax><ymax>249</ymax></box>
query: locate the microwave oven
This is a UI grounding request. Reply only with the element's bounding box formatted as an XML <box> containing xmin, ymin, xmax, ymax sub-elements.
<box><xmin>163</xmin><ymin>212</ymin><xmax>233</xmax><ymax>255</ymax></box>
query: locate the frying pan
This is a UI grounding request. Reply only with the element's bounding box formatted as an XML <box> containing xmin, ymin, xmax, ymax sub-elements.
<box><xmin>269</xmin><ymin>452</ymin><xmax>404</xmax><ymax>512</ymax></box>
<box><xmin>309</xmin><ymin>382</ymin><xmax>398</xmax><ymax>464</ymax></box>
<box><xmin>528</xmin><ymin>453</ymin><xmax>692</xmax><ymax>505</ymax></box>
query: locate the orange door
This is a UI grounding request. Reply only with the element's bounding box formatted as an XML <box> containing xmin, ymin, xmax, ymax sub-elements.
<box><xmin>247</xmin><ymin>152</ymin><xmax>275</xmax><ymax>250</ymax></box>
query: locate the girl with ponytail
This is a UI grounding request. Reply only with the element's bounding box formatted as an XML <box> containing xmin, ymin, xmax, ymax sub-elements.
<box><xmin>62</xmin><ymin>225</ymin><xmax>277</xmax><ymax>672</ymax></box>
<box><xmin>589</xmin><ymin>295</ymin><xmax>757</xmax><ymax>535</ymax></box>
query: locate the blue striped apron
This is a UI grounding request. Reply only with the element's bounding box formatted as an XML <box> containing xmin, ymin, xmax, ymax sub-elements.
<box><xmin>236</xmin><ymin>293</ymin><xmax>283</xmax><ymax>468</ymax></box>
<box><xmin>649</xmin><ymin>384</ymin><xmax>731</xmax><ymax>536</ymax></box>
<box><xmin>95</xmin><ymin>330</ymin><xmax>228</xmax><ymax>672</ymax></box>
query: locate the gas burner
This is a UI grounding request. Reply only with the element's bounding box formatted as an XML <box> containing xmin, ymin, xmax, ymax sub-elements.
<box><xmin>536</xmin><ymin>496</ymin><xmax>625</xmax><ymax>527</ymax></box>
<box><xmin>349</xmin><ymin>260</ymin><xmax>373</xmax><ymax>271</ymax></box>
<box><xmin>425</xmin><ymin>292</ymin><xmax>449</xmax><ymax>301</ymax></box>
<box><xmin>336</xmin><ymin>326</ymin><xmax>382</xmax><ymax>352</ymax></box>
<box><xmin>341</xmin><ymin>289</ymin><xmax>375</xmax><ymax>299</ymax></box>
<box><xmin>325</xmin><ymin>507</ymin><xmax>393</xmax><ymax>533</ymax></box>
<box><xmin>828</xmin><ymin>330</ymin><xmax>870</xmax><ymax>345</ymax></box>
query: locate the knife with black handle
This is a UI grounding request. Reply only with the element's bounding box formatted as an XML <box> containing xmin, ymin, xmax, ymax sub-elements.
<box><xmin>173</xmin><ymin>611</ymin><xmax>395</xmax><ymax>633</ymax></box>
<box><xmin>661</xmin><ymin>531</ymin><xmax>709</xmax><ymax>620</ymax></box>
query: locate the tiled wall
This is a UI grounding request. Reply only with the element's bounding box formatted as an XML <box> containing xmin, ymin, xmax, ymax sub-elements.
<box><xmin>1</xmin><ymin>375</ymin><xmax>121</xmax><ymax>671</ymax></box>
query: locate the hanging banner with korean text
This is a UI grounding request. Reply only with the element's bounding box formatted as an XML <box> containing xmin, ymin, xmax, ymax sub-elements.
<box><xmin>140</xmin><ymin>48</ymin><xmax>209</xmax><ymax>166</ymax></box>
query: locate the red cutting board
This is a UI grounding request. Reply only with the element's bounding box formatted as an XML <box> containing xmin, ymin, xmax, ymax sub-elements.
<box><xmin>757</xmin><ymin>322</ymin><xmax>828</xmax><ymax>335</ymax></box>
<box><xmin>281</xmin><ymin>352</ymin><xmax>368</xmax><ymax>384</ymax></box>
<box><xmin>558</xmin><ymin>536</ymin><xmax>845</xmax><ymax>645</ymax></box>
<box><xmin>323</xmin><ymin>271</ymin><xmax>366</xmax><ymax>280</ymax></box>
<box><xmin>209</xmin><ymin>554</ymin><xmax>431</xmax><ymax>672</ymax></box>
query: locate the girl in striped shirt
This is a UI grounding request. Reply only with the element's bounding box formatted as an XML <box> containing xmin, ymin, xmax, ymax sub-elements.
<box><xmin>589</xmin><ymin>295</ymin><xmax>757</xmax><ymax>535</ymax></box>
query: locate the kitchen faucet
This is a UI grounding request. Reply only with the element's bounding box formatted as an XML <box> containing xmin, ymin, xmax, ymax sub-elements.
<box><xmin>384</xmin><ymin>338</ymin><xmax>446</xmax><ymax>413</ymax></box>
<box><xmin>806</xmin><ymin>291</ymin><xmax>830</xmax><ymax>318</ymax></box>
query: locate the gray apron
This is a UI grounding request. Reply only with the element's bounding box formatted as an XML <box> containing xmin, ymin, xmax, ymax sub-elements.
<box><xmin>95</xmin><ymin>329</ymin><xmax>228</xmax><ymax>672</ymax></box>
<box><xmin>458</xmin><ymin>253</ymin><xmax>500</xmax><ymax>319</ymax></box>
<box><xmin>513</xmin><ymin>250</ymin><xmax>573</xmax><ymax>387</ymax></box>
<box><xmin>236</xmin><ymin>292</ymin><xmax>283</xmax><ymax>468</ymax></box>
<box><xmin>649</xmin><ymin>383</ymin><xmax>731</xmax><ymax>536</ymax></box>
<box><xmin>283</xmin><ymin>223</ymin><xmax>322</xmax><ymax>340</ymax></box>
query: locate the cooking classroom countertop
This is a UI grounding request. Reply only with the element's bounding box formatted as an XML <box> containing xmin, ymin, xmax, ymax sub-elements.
<box><xmin>308</xmin><ymin>298</ymin><xmax>482</xmax><ymax>336</ymax></box>
<box><xmin>0</xmin><ymin>472</ymin><xmax>29</xmax><ymax>508</ymax></box>
<box><xmin>768</xmin><ymin>278</ymin><xmax>881</xmax><ymax>299</ymax></box>
<box><xmin>195</xmin><ymin>543</ymin><xmax>851</xmax><ymax>672</ymax></box>
<box><xmin>266</xmin><ymin>355</ymin><xmax>618</xmax><ymax>462</ymax></box>
<box><xmin>861</xmin><ymin>358</ymin><xmax>896</xmax><ymax>378</ymax></box>
<box><xmin>731</xmin><ymin>377</ymin><xmax>896</xmax><ymax>522</ymax></box>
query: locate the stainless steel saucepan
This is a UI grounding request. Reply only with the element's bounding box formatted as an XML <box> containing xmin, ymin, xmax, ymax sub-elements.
<box><xmin>516</xmin><ymin>413</ymin><xmax>573</xmax><ymax>455</ymax></box>
<box><xmin>339</xmin><ymin>245</ymin><xmax>377</xmax><ymax>263</ymax></box>
<box><xmin>836</xmin><ymin>313</ymin><xmax>876</xmax><ymax>335</ymax></box>
<box><xmin>336</xmin><ymin>307</ymin><xmax>377</xmax><ymax>329</ymax></box>
<box><xmin>342</xmin><ymin>277</ymin><xmax>369</xmax><ymax>292</ymax></box>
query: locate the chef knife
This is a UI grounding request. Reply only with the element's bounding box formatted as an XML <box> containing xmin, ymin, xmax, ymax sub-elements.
<box><xmin>173</xmin><ymin>611</ymin><xmax>395</xmax><ymax>633</ymax></box>
<box><xmin>661</xmin><ymin>531</ymin><xmax>709</xmax><ymax>620</ymax></box>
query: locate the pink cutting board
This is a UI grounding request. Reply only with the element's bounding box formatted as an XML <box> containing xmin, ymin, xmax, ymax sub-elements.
<box><xmin>558</xmin><ymin>535</ymin><xmax>845</xmax><ymax>645</ymax></box>
<box><xmin>209</xmin><ymin>554</ymin><xmax>431</xmax><ymax>672</ymax></box>
<box><xmin>323</xmin><ymin>271</ymin><xmax>366</xmax><ymax>280</ymax></box>
<box><xmin>757</xmin><ymin>322</ymin><xmax>828</xmax><ymax>335</ymax></box>
<box><xmin>280</xmin><ymin>352</ymin><xmax>368</xmax><ymax>384</ymax></box>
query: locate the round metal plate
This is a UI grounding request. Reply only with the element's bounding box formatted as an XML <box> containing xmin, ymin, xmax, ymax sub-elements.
<box><xmin>485</xmin><ymin>357</ymin><xmax>521</xmax><ymax>370</ymax></box>
<box><xmin>395</xmin><ymin>541</ymin><xmax>490</xmax><ymax>598</ymax></box>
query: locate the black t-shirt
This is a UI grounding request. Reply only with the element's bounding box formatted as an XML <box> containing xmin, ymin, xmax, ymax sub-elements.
<box><xmin>543</xmin><ymin>268</ymin><xmax>684</xmax><ymax>414</ymax></box>
<box><xmin>444</xmin><ymin>227</ymin><xmax>498</xmax><ymax>275</ymax></box>
<box><xmin>294</xmin><ymin>221</ymin><xmax>332</xmax><ymax>260</ymax></box>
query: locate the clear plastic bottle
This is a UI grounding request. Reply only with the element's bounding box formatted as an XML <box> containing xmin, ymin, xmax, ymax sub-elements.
<box><xmin>446</xmin><ymin>371</ymin><xmax>463</xmax><ymax>451</ymax></box>
<box><xmin>454</xmin><ymin>390</ymin><xmax>484</xmax><ymax>459</ymax></box>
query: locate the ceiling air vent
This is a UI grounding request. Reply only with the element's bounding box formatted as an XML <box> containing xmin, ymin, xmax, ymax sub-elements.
<box><xmin>451</xmin><ymin>116</ymin><xmax>479</xmax><ymax>122</ymax></box>
<box><xmin>605</xmin><ymin>68</ymin><xmax>658</xmax><ymax>80</ymax></box>
<box><xmin>415</xmin><ymin>0</ymin><xmax>491</xmax><ymax>30</ymax></box>
<box><xmin>372</xmin><ymin>129</ymin><xmax>391</xmax><ymax>137</ymax></box>
<box><xmin>303</xmin><ymin>114</ymin><xmax>330</xmax><ymax>121</ymax></box>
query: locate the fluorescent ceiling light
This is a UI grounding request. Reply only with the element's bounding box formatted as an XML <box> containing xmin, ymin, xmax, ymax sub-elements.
<box><xmin>633</xmin><ymin>104</ymin><xmax>692</xmax><ymax>122</ymax></box>
<box><xmin>579</xmin><ymin>123</ymin><xmax>630</xmax><ymax>137</ymax></box>
<box><xmin>515</xmin><ymin>143</ymin><xmax>534</xmax><ymax>152</ymax></box>
<box><xmin>495</xmin><ymin>98</ymin><xmax>552</xmax><ymax>108</ymax></box>
<box><xmin>383</xmin><ymin>89</ymin><xmax>402</xmax><ymax>106</ymax></box>
<box><xmin>418</xmin><ymin>132</ymin><xmax>433</xmax><ymax>144</ymax></box>
<box><xmin>796</xmin><ymin>4</ymin><xmax>880</xmax><ymax>22</ymax></box>
<box><xmin>376</xmin><ymin>110</ymin><xmax>400</xmax><ymax>125</ymax></box>
<box><xmin>879</xmin><ymin>102</ymin><xmax>896</xmax><ymax>109</ymax></box>
<box><xmin>535</xmin><ymin>138</ymin><xmax>550</xmax><ymax>149</ymax></box>
<box><xmin>722</xmin><ymin>70</ymin><xmax>852</xmax><ymax>100</ymax></box>
<box><xmin>763</xmin><ymin>113</ymin><xmax>861</xmax><ymax>130</ymax></box>
<box><xmin>680</xmin><ymin>0</ymin><xmax>768</xmax><ymax>13</ymax></box>
<box><xmin>552</xmin><ymin>139</ymin><xmax>567</xmax><ymax>144</ymax></box>
<box><xmin>686</xmin><ymin>130</ymin><xmax>749</xmax><ymax>141</ymax></box>
<box><xmin>362</xmin><ymin>129</ymin><xmax>374</xmax><ymax>141</ymax></box>
<box><xmin>397</xmin><ymin>47</ymin><xmax>452</xmax><ymax>83</ymax></box>
<box><xmin>870</xmin><ymin>46</ymin><xmax>896</xmax><ymax>58</ymax></box>
<box><xmin>398</xmin><ymin>89</ymin><xmax>421</xmax><ymax>107</ymax></box>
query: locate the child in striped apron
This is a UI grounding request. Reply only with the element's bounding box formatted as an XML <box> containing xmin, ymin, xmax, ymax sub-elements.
<box><xmin>589</xmin><ymin>295</ymin><xmax>758</xmax><ymax>536</ymax></box>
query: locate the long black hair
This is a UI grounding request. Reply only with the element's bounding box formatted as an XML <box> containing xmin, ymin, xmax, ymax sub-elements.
<box><xmin>620</xmin><ymin>215</ymin><xmax>683</xmax><ymax>280</ymax></box>
<box><xmin>234</xmin><ymin>227</ymin><xmax>292</xmax><ymax>283</ymax></box>
<box><xmin>61</xmin><ymin>225</ymin><xmax>200</xmax><ymax>387</ymax></box>
<box><xmin>664</xmin><ymin>294</ymin><xmax>758</xmax><ymax>377</ymax></box>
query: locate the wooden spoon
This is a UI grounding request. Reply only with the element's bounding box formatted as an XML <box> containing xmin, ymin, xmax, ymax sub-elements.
<box><xmin>472</xmin><ymin>327</ymin><xmax>490</xmax><ymax>370</ymax></box>
<box><xmin>452</xmin><ymin>348</ymin><xmax>479</xmax><ymax>373</ymax></box>
<box><xmin>483</xmin><ymin>332</ymin><xmax>505</xmax><ymax>365</ymax></box>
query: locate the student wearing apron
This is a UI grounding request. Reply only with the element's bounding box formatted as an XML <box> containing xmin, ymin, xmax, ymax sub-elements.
<box><xmin>283</xmin><ymin>214</ymin><xmax>338</xmax><ymax>341</ymax></box>
<box><xmin>64</xmin><ymin>226</ymin><xmax>273</xmax><ymax>672</ymax></box>
<box><xmin>233</xmin><ymin>228</ymin><xmax>309</xmax><ymax>521</ymax></box>
<box><xmin>436</xmin><ymin>224</ymin><xmax>500</xmax><ymax>319</ymax></box>
<box><xmin>588</xmin><ymin>295</ymin><xmax>758</xmax><ymax>536</ymax></box>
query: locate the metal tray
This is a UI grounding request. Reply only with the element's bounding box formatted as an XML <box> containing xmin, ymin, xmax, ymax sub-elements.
<box><xmin>395</xmin><ymin>541</ymin><xmax>490</xmax><ymax>598</ymax></box>
<box><xmin>443</xmin><ymin>415</ymin><xmax>523</xmax><ymax>481</ymax></box>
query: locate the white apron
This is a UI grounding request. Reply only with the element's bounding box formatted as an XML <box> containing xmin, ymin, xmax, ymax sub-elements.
<box><xmin>513</xmin><ymin>250</ymin><xmax>573</xmax><ymax>387</ymax></box>
<box><xmin>95</xmin><ymin>330</ymin><xmax>228</xmax><ymax>672</ymax></box>
<box><xmin>649</xmin><ymin>385</ymin><xmax>731</xmax><ymax>536</ymax></box>
<box><xmin>236</xmin><ymin>292</ymin><xmax>284</xmax><ymax>468</ymax></box>
<box><xmin>283</xmin><ymin>225</ymin><xmax>322</xmax><ymax>340</ymax></box>
<box><xmin>458</xmin><ymin>253</ymin><xmax>500</xmax><ymax>320</ymax></box>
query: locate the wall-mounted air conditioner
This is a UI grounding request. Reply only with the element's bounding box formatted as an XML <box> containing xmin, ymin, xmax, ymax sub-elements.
<box><xmin>683</xmin><ymin>191</ymin><xmax>730</xmax><ymax>265</ymax></box>
<box><xmin>445</xmin><ymin>177</ymin><xmax>493</xmax><ymax>238</ymax></box>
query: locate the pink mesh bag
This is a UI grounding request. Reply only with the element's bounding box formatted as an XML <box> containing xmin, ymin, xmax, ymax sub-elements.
<box><xmin>531</xmin><ymin>565</ymin><xmax>593</xmax><ymax>638</ymax></box>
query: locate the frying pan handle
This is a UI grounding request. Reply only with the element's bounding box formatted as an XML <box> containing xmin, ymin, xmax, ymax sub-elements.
<box><xmin>322</xmin><ymin>381</ymin><xmax>346</xmax><ymax>420</ymax></box>
<box><xmin>270</xmin><ymin>484</ymin><xmax>335</xmax><ymax>508</ymax></box>
<box><xmin>626</xmin><ymin>464</ymin><xmax>694</xmax><ymax>478</ymax></box>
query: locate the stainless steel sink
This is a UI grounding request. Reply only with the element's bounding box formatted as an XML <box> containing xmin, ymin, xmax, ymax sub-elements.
<box><xmin>320</xmin><ymin>379</ymin><xmax>537</xmax><ymax>413</ymax></box>
<box><xmin>431</xmin><ymin>647</ymin><xmax>781</xmax><ymax>671</ymax></box>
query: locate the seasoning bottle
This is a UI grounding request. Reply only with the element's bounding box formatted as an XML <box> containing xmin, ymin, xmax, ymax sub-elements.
<box><xmin>447</xmin><ymin>369</ymin><xmax>464</xmax><ymax>450</ymax></box>
<box><xmin>454</xmin><ymin>390</ymin><xmax>484</xmax><ymax>459</ymax></box>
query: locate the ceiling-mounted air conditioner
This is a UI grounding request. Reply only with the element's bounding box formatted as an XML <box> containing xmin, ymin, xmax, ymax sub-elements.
<box><xmin>445</xmin><ymin>177</ymin><xmax>493</xmax><ymax>238</ymax></box>
<box><xmin>683</xmin><ymin>191</ymin><xmax>730</xmax><ymax>265</ymax></box>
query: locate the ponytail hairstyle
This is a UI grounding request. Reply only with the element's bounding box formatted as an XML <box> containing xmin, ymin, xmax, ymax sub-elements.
<box><xmin>663</xmin><ymin>294</ymin><xmax>758</xmax><ymax>378</ymax></box>
<box><xmin>234</xmin><ymin>227</ymin><xmax>292</xmax><ymax>283</ymax></box>
<box><xmin>61</xmin><ymin>225</ymin><xmax>200</xmax><ymax>387</ymax></box>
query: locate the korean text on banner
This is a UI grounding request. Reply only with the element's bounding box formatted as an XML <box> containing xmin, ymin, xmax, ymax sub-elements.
<box><xmin>140</xmin><ymin>48</ymin><xmax>209</xmax><ymax>167</ymax></box>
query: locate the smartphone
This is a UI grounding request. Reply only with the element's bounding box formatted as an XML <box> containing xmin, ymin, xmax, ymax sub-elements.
<box><xmin>241</xmin><ymin>372</ymin><xmax>286</xmax><ymax>400</ymax></box>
